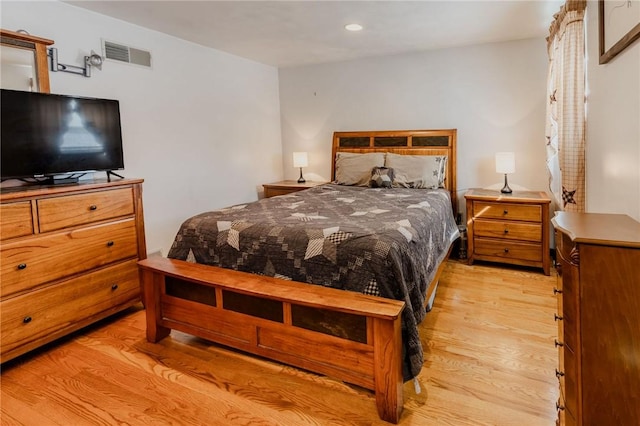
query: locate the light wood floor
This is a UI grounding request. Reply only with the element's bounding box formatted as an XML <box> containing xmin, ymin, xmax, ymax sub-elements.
<box><xmin>1</xmin><ymin>260</ymin><xmax>558</xmax><ymax>425</ymax></box>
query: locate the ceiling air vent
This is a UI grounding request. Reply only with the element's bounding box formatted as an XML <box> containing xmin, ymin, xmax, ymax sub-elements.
<box><xmin>103</xmin><ymin>40</ymin><xmax>152</xmax><ymax>68</ymax></box>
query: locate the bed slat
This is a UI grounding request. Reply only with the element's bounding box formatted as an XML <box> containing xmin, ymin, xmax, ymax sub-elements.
<box><xmin>374</xmin><ymin>136</ymin><xmax>408</xmax><ymax>147</ymax></box>
<box><xmin>413</xmin><ymin>135</ymin><xmax>450</xmax><ymax>146</ymax></box>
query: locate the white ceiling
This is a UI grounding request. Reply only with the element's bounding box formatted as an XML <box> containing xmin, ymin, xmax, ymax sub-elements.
<box><xmin>66</xmin><ymin>0</ymin><xmax>563</xmax><ymax>68</ymax></box>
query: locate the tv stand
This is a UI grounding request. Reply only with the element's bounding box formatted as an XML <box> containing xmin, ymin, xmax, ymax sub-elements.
<box><xmin>43</xmin><ymin>176</ymin><xmax>79</xmax><ymax>185</ymax></box>
<box><xmin>106</xmin><ymin>170</ymin><xmax>124</xmax><ymax>181</ymax></box>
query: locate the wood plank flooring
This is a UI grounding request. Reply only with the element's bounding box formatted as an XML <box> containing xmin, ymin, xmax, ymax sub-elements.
<box><xmin>1</xmin><ymin>260</ymin><xmax>558</xmax><ymax>425</ymax></box>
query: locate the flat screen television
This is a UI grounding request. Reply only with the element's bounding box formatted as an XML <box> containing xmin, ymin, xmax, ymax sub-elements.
<box><xmin>1</xmin><ymin>89</ymin><xmax>125</xmax><ymax>184</ymax></box>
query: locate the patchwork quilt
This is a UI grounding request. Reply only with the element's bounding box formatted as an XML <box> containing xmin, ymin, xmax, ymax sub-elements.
<box><xmin>168</xmin><ymin>184</ymin><xmax>459</xmax><ymax>380</ymax></box>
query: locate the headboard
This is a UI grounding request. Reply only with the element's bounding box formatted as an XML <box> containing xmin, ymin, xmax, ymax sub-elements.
<box><xmin>331</xmin><ymin>129</ymin><xmax>458</xmax><ymax>215</ymax></box>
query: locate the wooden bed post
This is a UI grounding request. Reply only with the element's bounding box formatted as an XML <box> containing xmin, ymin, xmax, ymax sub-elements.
<box><xmin>141</xmin><ymin>268</ymin><xmax>170</xmax><ymax>343</ymax></box>
<box><xmin>373</xmin><ymin>316</ymin><xmax>404</xmax><ymax>424</ymax></box>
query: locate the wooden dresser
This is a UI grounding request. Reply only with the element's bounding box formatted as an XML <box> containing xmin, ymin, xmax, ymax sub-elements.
<box><xmin>552</xmin><ymin>212</ymin><xmax>640</xmax><ymax>426</ymax></box>
<box><xmin>465</xmin><ymin>189</ymin><xmax>551</xmax><ymax>274</ymax></box>
<box><xmin>0</xmin><ymin>179</ymin><xmax>146</xmax><ymax>362</ymax></box>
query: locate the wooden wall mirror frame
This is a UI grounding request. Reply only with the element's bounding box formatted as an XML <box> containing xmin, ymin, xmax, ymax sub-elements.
<box><xmin>1</xmin><ymin>29</ymin><xmax>54</xmax><ymax>93</ymax></box>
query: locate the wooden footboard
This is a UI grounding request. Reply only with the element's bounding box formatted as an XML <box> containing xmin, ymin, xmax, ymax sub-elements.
<box><xmin>138</xmin><ymin>257</ymin><xmax>406</xmax><ymax>423</ymax></box>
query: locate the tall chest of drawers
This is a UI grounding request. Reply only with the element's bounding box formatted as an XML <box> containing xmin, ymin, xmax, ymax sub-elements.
<box><xmin>0</xmin><ymin>179</ymin><xmax>146</xmax><ymax>362</ymax></box>
<box><xmin>465</xmin><ymin>189</ymin><xmax>551</xmax><ymax>275</ymax></box>
<box><xmin>552</xmin><ymin>212</ymin><xmax>640</xmax><ymax>426</ymax></box>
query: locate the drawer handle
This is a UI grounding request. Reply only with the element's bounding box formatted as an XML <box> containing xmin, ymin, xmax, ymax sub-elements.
<box><xmin>554</xmin><ymin>314</ymin><xmax>563</xmax><ymax>321</ymax></box>
<box><xmin>106</xmin><ymin>241</ymin><xmax>115</xmax><ymax>247</ymax></box>
<box><xmin>503</xmin><ymin>209</ymin><xmax>508</xmax><ymax>215</ymax></box>
<box><xmin>111</xmin><ymin>284</ymin><xmax>119</xmax><ymax>291</ymax></box>
<box><xmin>503</xmin><ymin>229</ymin><xmax>509</xmax><ymax>234</ymax></box>
<box><xmin>553</xmin><ymin>287</ymin><xmax>563</xmax><ymax>295</ymax></box>
<box><xmin>503</xmin><ymin>248</ymin><xmax>509</xmax><ymax>253</ymax></box>
<box><xmin>89</xmin><ymin>204</ymin><xmax>98</xmax><ymax>211</ymax></box>
<box><xmin>555</xmin><ymin>369</ymin><xmax>565</xmax><ymax>378</ymax></box>
<box><xmin>17</xmin><ymin>263</ymin><xmax>27</xmax><ymax>270</ymax></box>
<box><xmin>554</xmin><ymin>339</ymin><xmax>564</xmax><ymax>348</ymax></box>
<box><xmin>23</xmin><ymin>316</ymin><xmax>32</xmax><ymax>324</ymax></box>
<box><xmin>556</xmin><ymin>401</ymin><xmax>565</xmax><ymax>411</ymax></box>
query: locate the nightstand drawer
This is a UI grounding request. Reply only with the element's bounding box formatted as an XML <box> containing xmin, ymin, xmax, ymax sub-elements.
<box><xmin>473</xmin><ymin>219</ymin><xmax>541</xmax><ymax>242</ymax></box>
<box><xmin>264</xmin><ymin>187</ymin><xmax>301</xmax><ymax>198</ymax></box>
<box><xmin>474</xmin><ymin>238</ymin><xmax>542</xmax><ymax>262</ymax></box>
<box><xmin>262</xmin><ymin>181</ymin><xmax>326</xmax><ymax>198</ymax></box>
<box><xmin>37</xmin><ymin>188</ymin><xmax>134</xmax><ymax>233</ymax></box>
<box><xmin>473</xmin><ymin>201</ymin><xmax>541</xmax><ymax>222</ymax></box>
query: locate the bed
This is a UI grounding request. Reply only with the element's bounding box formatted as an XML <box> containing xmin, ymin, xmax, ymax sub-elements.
<box><xmin>138</xmin><ymin>129</ymin><xmax>459</xmax><ymax>423</ymax></box>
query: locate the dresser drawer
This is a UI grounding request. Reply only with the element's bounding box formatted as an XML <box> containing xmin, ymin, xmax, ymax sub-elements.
<box><xmin>1</xmin><ymin>218</ymin><xmax>138</xmax><ymax>298</ymax></box>
<box><xmin>0</xmin><ymin>201</ymin><xmax>33</xmax><ymax>240</ymax></box>
<box><xmin>556</xmin><ymin>403</ymin><xmax>564</xmax><ymax>426</ymax></box>
<box><xmin>556</xmin><ymin>287</ymin><xmax>564</xmax><ymax>357</ymax></box>
<box><xmin>557</xmin><ymin>255</ymin><xmax>578</xmax><ymax>352</ymax></box>
<box><xmin>0</xmin><ymin>259</ymin><xmax>140</xmax><ymax>358</ymax></box>
<box><xmin>473</xmin><ymin>238</ymin><xmax>542</xmax><ymax>262</ymax></box>
<box><xmin>565</xmin><ymin>408</ymin><xmax>577</xmax><ymax>426</ymax></box>
<box><xmin>557</xmin><ymin>375</ymin><xmax>566</xmax><ymax>423</ymax></box>
<box><xmin>555</xmin><ymin>279</ymin><xmax>565</xmax><ymax>350</ymax></box>
<box><xmin>473</xmin><ymin>201</ymin><xmax>542</xmax><ymax>222</ymax></box>
<box><xmin>473</xmin><ymin>219</ymin><xmax>542</xmax><ymax>242</ymax></box>
<box><xmin>563</xmin><ymin>346</ymin><xmax>578</xmax><ymax>419</ymax></box>
<box><xmin>562</xmin><ymin>294</ymin><xmax>578</xmax><ymax>352</ymax></box>
<box><xmin>558</xmin><ymin>404</ymin><xmax>577</xmax><ymax>426</ymax></box>
<box><xmin>37</xmin><ymin>188</ymin><xmax>134</xmax><ymax>233</ymax></box>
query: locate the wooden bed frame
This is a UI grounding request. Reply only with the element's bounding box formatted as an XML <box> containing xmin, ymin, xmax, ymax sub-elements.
<box><xmin>138</xmin><ymin>129</ymin><xmax>457</xmax><ymax>424</ymax></box>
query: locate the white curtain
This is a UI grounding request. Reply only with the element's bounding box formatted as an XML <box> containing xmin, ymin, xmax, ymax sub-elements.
<box><xmin>545</xmin><ymin>0</ymin><xmax>586</xmax><ymax>212</ymax></box>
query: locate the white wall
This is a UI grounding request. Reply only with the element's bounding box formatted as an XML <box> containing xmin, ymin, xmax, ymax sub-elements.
<box><xmin>585</xmin><ymin>1</ymin><xmax>640</xmax><ymax>221</ymax></box>
<box><xmin>279</xmin><ymin>38</ymin><xmax>550</xmax><ymax>216</ymax></box>
<box><xmin>1</xmin><ymin>1</ymin><xmax>283</xmax><ymax>254</ymax></box>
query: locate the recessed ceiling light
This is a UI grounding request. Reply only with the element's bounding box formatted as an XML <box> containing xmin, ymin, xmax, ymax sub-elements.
<box><xmin>345</xmin><ymin>23</ymin><xmax>363</xmax><ymax>32</ymax></box>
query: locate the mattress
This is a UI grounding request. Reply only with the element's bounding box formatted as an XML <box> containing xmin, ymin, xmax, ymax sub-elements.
<box><xmin>168</xmin><ymin>184</ymin><xmax>459</xmax><ymax>380</ymax></box>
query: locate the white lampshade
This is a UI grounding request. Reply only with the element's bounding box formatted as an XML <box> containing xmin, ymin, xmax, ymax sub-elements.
<box><xmin>293</xmin><ymin>152</ymin><xmax>308</xmax><ymax>168</ymax></box>
<box><xmin>495</xmin><ymin>152</ymin><xmax>515</xmax><ymax>174</ymax></box>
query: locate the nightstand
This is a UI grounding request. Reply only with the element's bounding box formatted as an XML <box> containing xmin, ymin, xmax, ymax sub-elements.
<box><xmin>465</xmin><ymin>188</ymin><xmax>551</xmax><ymax>275</ymax></box>
<box><xmin>262</xmin><ymin>180</ymin><xmax>326</xmax><ymax>198</ymax></box>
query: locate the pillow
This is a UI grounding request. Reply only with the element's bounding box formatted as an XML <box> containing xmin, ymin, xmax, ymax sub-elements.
<box><xmin>369</xmin><ymin>167</ymin><xmax>395</xmax><ymax>188</ymax></box>
<box><xmin>385</xmin><ymin>153</ymin><xmax>447</xmax><ymax>189</ymax></box>
<box><xmin>334</xmin><ymin>152</ymin><xmax>385</xmax><ymax>186</ymax></box>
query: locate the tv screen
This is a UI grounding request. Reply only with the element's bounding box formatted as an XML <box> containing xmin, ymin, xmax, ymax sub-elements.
<box><xmin>1</xmin><ymin>89</ymin><xmax>124</xmax><ymax>181</ymax></box>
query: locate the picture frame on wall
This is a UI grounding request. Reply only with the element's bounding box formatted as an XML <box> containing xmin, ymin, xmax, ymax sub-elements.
<box><xmin>599</xmin><ymin>0</ymin><xmax>640</xmax><ymax>64</ymax></box>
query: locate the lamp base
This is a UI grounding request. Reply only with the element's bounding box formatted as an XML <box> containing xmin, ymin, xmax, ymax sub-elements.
<box><xmin>501</xmin><ymin>174</ymin><xmax>512</xmax><ymax>194</ymax></box>
<box><xmin>297</xmin><ymin>168</ymin><xmax>306</xmax><ymax>184</ymax></box>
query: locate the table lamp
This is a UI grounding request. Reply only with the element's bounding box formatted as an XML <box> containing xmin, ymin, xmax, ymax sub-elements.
<box><xmin>495</xmin><ymin>152</ymin><xmax>515</xmax><ymax>194</ymax></box>
<box><xmin>293</xmin><ymin>152</ymin><xmax>308</xmax><ymax>183</ymax></box>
